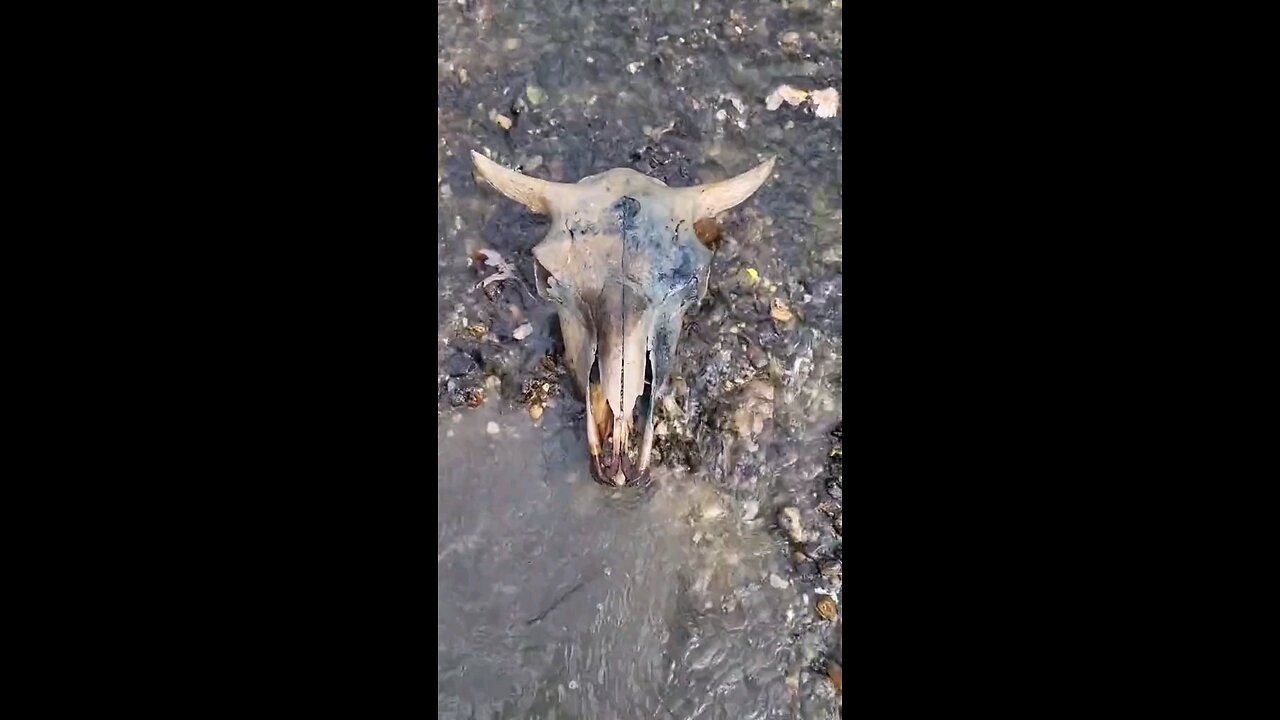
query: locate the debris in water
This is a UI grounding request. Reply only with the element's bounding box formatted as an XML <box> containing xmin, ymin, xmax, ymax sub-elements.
<box><xmin>811</xmin><ymin>87</ymin><xmax>840</xmax><ymax>118</ymax></box>
<box><xmin>816</xmin><ymin>597</ymin><xmax>838</xmax><ymax>621</ymax></box>
<box><xmin>504</xmin><ymin>38</ymin><xmax>520</xmax><ymax>50</ymax></box>
<box><xmin>644</xmin><ymin>119</ymin><xmax>676</xmax><ymax>142</ymax></box>
<box><xmin>491</xmin><ymin>111</ymin><xmax>513</xmax><ymax>130</ymax></box>
<box><xmin>513</xmin><ymin>322</ymin><xmax>533</xmax><ymax>340</ymax></box>
<box><xmin>475</xmin><ymin>248</ymin><xmax>517</xmax><ymax>288</ymax></box>
<box><xmin>770</xmin><ymin>298</ymin><xmax>794</xmax><ymax>323</ymax></box>
<box><xmin>766</xmin><ymin>84</ymin><xmax>809</xmax><ymax>111</ymax></box>
<box><xmin>486</xmin><ymin>421</ymin><xmax>500</xmax><ymax>435</ymax></box>
<box><xmin>745</xmin><ymin>267</ymin><xmax>760</xmax><ymax>285</ymax></box>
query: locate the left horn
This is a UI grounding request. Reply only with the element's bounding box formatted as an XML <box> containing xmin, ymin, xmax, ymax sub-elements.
<box><xmin>471</xmin><ymin>150</ymin><xmax>576</xmax><ymax>214</ymax></box>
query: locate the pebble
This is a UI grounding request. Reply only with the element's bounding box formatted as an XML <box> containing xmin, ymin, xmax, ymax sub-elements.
<box><xmin>742</xmin><ymin>500</ymin><xmax>760</xmax><ymax>521</ymax></box>
<box><xmin>700</xmin><ymin>502</ymin><xmax>725</xmax><ymax>521</ymax></box>
<box><xmin>779</xmin><ymin>506</ymin><xmax>805</xmax><ymax>543</ymax></box>
<box><xmin>769</xmin><ymin>573</ymin><xmax>789</xmax><ymax>589</ymax></box>
<box><xmin>826</xmin><ymin>478</ymin><xmax>842</xmax><ymax>500</ymax></box>
<box><xmin>446</xmin><ymin>352</ymin><xmax>478</xmax><ymax>377</ymax></box>
<box><xmin>486</xmin><ymin>421</ymin><xmax>500</xmax><ymax>435</ymax></box>
<box><xmin>529</xmin><ymin>405</ymin><xmax>543</xmax><ymax>420</ymax></box>
<box><xmin>816</xmin><ymin>597</ymin><xmax>838</xmax><ymax>621</ymax></box>
<box><xmin>525</xmin><ymin>85</ymin><xmax>545</xmax><ymax>106</ymax></box>
<box><xmin>770</xmin><ymin>298</ymin><xmax>794</xmax><ymax>323</ymax></box>
<box><xmin>513</xmin><ymin>322</ymin><xmax>533</xmax><ymax>340</ymax></box>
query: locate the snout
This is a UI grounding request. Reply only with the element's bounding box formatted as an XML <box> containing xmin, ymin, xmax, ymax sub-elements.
<box><xmin>590</xmin><ymin>451</ymin><xmax>651</xmax><ymax>488</ymax></box>
<box><xmin>585</xmin><ymin>354</ymin><xmax>660</xmax><ymax>489</ymax></box>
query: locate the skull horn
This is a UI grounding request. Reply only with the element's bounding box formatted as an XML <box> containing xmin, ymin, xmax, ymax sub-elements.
<box><xmin>471</xmin><ymin>150</ymin><xmax>576</xmax><ymax>215</ymax></box>
<box><xmin>678</xmin><ymin>156</ymin><xmax>777</xmax><ymax>219</ymax></box>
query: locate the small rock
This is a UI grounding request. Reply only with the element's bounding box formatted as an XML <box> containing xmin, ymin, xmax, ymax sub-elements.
<box><xmin>493</xmin><ymin>112</ymin><xmax>513</xmax><ymax>130</ymax></box>
<box><xmin>770</xmin><ymin>298</ymin><xmax>794</xmax><ymax>323</ymax></box>
<box><xmin>748</xmin><ymin>345</ymin><xmax>768</xmax><ymax>369</ymax></box>
<box><xmin>769</xmin><ymin>573</ymin><xmax>789</xmax><ymax>589</ymax></box>
<box><xmin>833</xmin><ymin>512</ymin><xmax>842</xmax><ymax>535</ymax></box>
<box><xmin>523</xmin><ymin>155</ymin><xmax>543</xmax><ymax>172</ymax></box>
<box><xmin>486</xmin><ymin>421</ymin><xmax>500</xmax><ymax>435</ymax></box>
<box><xmin>826</xmin><ymin>478</ymin><xmax>842</xmax><ymax>500</ymax></box>
<box><xmin>504</xmin><ymin>38</ymin><xmax>520</xmax><ymax>50</ymax></box>
<box><xmin>779</xmin><ymin>506</ymin><xmax>805</xmax><ymax>543</ymax></box>
<box><xmin>792</xmin><ymin>552</ymin><xmax>817</xmax><ymax>578</ymax></box>
<box><xmin>525</xmin><ymin>85</ymin><xmax>545</xmax><ymax>106</ymax></box>
<box><xmin>529</xmin><ymin>405</ymin><xmax>543</xmax><ymax>420</ymax></box>
<box><xmin>816</xmin><ymin>597</ymin><xmax>838</xmax><ymax>621</ymax></box>
<box><xmin>484</xmin><ymin>375</ymin><xmax>501</xmax><ymax>390</ymax></box>
<box><xmin>513</xmin><ymin>322</ymin><xmax>533</xmax><ymax>340</ymax></box>
<box><xmin>818</xmin><ymin>559</ymin><xmax>841</xmax><ymax>578</ymax></box>
<box><xmin>742</xmin><ymin>500</ymin><xmax>760</xmax><ymax>521</ymax></box>
<box><xmin>446</xmin><ymin>352</ymin><xmax>479</xmax><ymax>377</ymax></box>
<box><xmin>828</xmin><ymin>661</ymin><xmax>842</xmax><ymax>695</ymax></box>
<box><xmin>700</xmin><ymin>502</ymin><xmax>725</xmax><ymax>521</ymax></box>
<box><xmin>627</xmin><ymin>61</ymin><xmax>644</xmax><ymax>74</ymax></box>
<box><xmin>779</xmin><ymin>31</ymin><xmax>802</xmax><ymax>52</ymax></box>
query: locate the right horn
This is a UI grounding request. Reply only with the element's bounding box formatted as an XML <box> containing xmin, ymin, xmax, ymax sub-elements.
<box><xmin>679</xmin><ymin>156</ymin><xmax>776</xmax><ymax>218</ymax></box>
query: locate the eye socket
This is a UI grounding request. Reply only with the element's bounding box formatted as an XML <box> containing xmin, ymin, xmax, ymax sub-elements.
<box><xmin>534</xmin><ymin>259</ymin><xmax>562</xmax><ymax>303</ymax></box>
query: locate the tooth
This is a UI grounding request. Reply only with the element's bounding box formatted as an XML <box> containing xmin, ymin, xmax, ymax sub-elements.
<box><xmin>590</xmin><ymin>384</ymin><xmax>612</xmax><ymax>444</ymax></box>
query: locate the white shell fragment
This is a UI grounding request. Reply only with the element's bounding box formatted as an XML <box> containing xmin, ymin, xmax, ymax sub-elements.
<box><xmin>811</xmin><ymin>87</ymin><xmax>840</xmax><ymax>118</ymax></box>
<box><xmin>766</xmin><ymin>84</ymin><xmax>809</xmax><ymax>110</ymax></box>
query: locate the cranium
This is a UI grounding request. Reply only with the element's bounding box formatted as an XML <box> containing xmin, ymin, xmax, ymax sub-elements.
<box><xmin>471</xmin><ymin>150</ymin><xmax>775</xmax><ymax>486</ymax></box>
